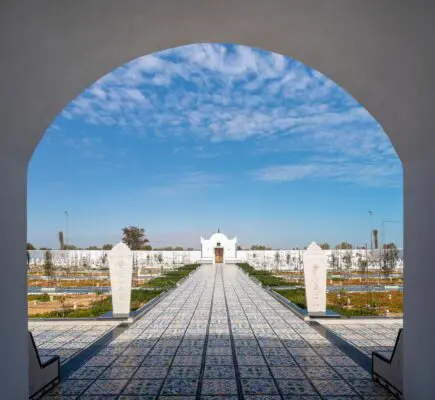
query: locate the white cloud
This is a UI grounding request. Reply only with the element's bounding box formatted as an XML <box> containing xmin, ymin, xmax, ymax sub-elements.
<box><xmin>146</xmin><ymin>171</ymin><xmax>222</xmax><ymax>196</ymax></box>
<box><xmin>58</xmin><ymin>43</ymin><xmax>400</xmax><ymax>187</ymax></box>
<box><xmin>252</xmin><ymin>159</ymin><xmax>402</xmax><ymax>187</ymax></box>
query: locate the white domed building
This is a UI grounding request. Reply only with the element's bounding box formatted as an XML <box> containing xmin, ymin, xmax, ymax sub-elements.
<box><xmin>200</xmin><ymin>231</ymin><xmax>238</xmax><ymax>264</ymax></box>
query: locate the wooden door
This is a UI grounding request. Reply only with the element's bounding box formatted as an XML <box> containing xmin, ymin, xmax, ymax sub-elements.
<box><xmin>215</xmin><ymin>247</ymin><xmax>224</xmax><ymax>263</ymax></box>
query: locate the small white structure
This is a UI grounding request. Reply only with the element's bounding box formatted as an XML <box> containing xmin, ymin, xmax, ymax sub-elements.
<box><xmin>200</xmin><ymin>231</ymin><xmax>237</xmax><ymax>264</ymax></box>
<box><xmin>303</xmin><ymin>242</ymin><xmax>327</xmax><ymax>316</ymax></box>
<box><xmin>108</xmin><ymin>242</ymin><xmax>133</xmax><ymax>317</ymax></box>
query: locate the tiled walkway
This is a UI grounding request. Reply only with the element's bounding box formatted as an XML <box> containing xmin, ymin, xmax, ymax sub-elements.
<box><xmin>30</xmin><ymin>321</ymin><xmax>118</xmax><ymax>364</ymax></box>
<box><xmin>320</xmin><ymin>322</ymin><xmax>403</xmax><ymax>358</ymax></box>
<box><xmin>43</xmin><ymin>264</ymin><xmax>394</xmax><ymax>399</ymax></box>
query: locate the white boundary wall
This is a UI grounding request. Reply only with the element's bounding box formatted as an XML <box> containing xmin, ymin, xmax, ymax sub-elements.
<box><xmin>29</xmin><ymin>248</ymin><xmax>403</xmax><ymax>272</ymax></box>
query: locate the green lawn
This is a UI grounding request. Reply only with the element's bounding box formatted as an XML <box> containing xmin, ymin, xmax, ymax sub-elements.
<box><xmin>237</xmin><ymin>263</ymin><xmax>298</xmax><ymax>287</ymax></box>
<box><xmin>143</xmin><ymin>263</ymin><xmax>200</xmax><ymax>288</ymax></box>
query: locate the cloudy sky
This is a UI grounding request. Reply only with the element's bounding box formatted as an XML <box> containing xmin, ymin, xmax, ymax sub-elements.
<box><xmin>28</xmin><ymin>43</ymin><xmax>403</xmax><ymax>249</ymax></box>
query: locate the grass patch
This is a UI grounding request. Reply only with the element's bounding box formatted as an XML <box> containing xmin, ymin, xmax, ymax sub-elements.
<box><xmin>29</xmin><ymin>289</ymin><xmax>163</xmax><ymax>318</ymax></box>
<box><xmin>28</xmin><ymin>293</ymin><xmax>51</xmax><ymax>302</ymax></box>
<box><xmin>237</xmin><ymin>263</ymin><xmax>297</xmax><ymax>287</ymax></box>
<box><xmin>144</xmin><ymin>264</ymin><xmax>200</xmax><ymax>288</ymax></box>
<box><xmin>275</xmin><ymin>288</ymin><xmax>380</xmax><ymax>317</ymax></box>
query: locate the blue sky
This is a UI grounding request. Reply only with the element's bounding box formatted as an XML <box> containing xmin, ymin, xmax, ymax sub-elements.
<box><xmin>28</xmin><ymin>43</ymin><xmax>403</xmax><ymax>249</ymax></box>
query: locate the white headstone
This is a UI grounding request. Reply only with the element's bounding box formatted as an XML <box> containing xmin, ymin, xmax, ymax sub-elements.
<box><xmin>108</xmin><ymin>242</ymin><xmax>133</xmax><ymax>316</ymax></box>
<box><xmin>303</xmin><ymin>242</ymin><xmax>327</xmax><ymax>316</ymax></box>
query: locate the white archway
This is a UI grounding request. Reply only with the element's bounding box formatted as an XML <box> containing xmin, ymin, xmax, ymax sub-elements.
<box><xmin>1</xmin><ymin>1</ymin><xmax>434</xmax><ymax>397</ymax></box>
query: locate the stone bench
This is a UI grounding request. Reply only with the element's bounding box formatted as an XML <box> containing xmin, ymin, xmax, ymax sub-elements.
<box><xmin>372</xmin><ymin>328</ymin><xmax>403</xmax><ymax>399</ymax></box>
<box><xmin>29</xmin><ymin>331</ymin><xmax>60</xmax><ymax>399</ymax></box>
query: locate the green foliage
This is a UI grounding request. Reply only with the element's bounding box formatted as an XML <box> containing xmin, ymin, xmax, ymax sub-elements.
<box><xmin>122</xmin><ymin>226</ymin><xmax>149</xmax><ymax>250</ymax></box>
<box><xmin>27</xmin><ymin>243</ymin><xmax>36</xmax><ymax>250</ymax></box>
<box><xmin>28</xmin><ymin>294</ymin><xmax>50</xmax><ymax>302</ymax></box>
<box><xmin>342</xmin><ymin>252</ymin><xmax>352</xmax><ymax>270</ymax></box>
<box><xmin>335</xmin><ymin>242</ymin><xmax>353</xmax><ymax>250</ymax></box>
<box><xmin>320</xmin><ymin>242</ymin><xmax>330</xmax><ymax>250</ymax></box>
<box><xmin>237</xmin><ymin>263</ymin><xmax>293</xmax><ymax>287</ymax></box>
<box><xmin>102</xmin><ymin>244</ymin><xmax>113</xmax><ymax>250</ymax></box>
<box><xmin>43</xmin><ymin>250</ymin><xmax>54</xmax><ymax>277</ymax></box>
<box><xmin>275</xmin><ymin>288</ymin><xmax>307</xmax><ymax>309</ymax></box>
<box><xmin>250</xmin><ymin>244</ymin><xmax>272</xmax><ymax>250</ymax></box>
<box><xmin>382</xmin><ymin>242</ymin><xmax>399</xmax><ymax>271</ymax></box>
<box><xmin>144</xmin><ymin>264</ymin><xmax>200</xmax><ymax>288</ymax></box>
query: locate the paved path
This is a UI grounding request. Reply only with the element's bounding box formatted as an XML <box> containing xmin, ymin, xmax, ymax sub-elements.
<box><xmin>43</xmin><ymin>264</ymin><xmax>393</xmax><ymax>399</ymax></box>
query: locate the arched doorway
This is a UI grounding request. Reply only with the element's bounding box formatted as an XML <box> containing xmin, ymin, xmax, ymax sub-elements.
<box><xmin>1</xmin><ymin>2</ymin><xmax>435</xmax><ymax>397</ymax></box>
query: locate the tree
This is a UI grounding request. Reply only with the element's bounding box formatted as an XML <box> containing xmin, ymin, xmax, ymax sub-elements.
<box><xmin>329</xmin><ymin>253</ymin><xmax>339</xmax><ymax>270</ymax></box>
<box><xmin>140</xmin><ymin>244</ymin><xmax>152</xmax><ymax>250</ymax></box>
<box><xmin>187</xmin><ymin>247</ymin><xmax>194</xmax><ymax>251</ymax></box>
<box><xmin>342</xmin><ymin>251</ymin><xmax>352</xmax><ymax>271</ymax></box>
<box><xmin>382</xmin><ymin>242</ymin><xmax>399</xmax><ymax>271</ymax></box>
<box><xmin>63</xmin><ymin>244</ymin><xmax>77</xmax><ymax>250</ymax></box>
<box><xmin>237</xmin><ymin>245</ymin><xmax>242</xmax><ymax>251</ymax></box>
<box><xmin>122</xmin><ymin>226</ymin><xmax>149</xmax><ymax>250</ymax></box>
<box><xmin>335</xmin><ymin>242</ymin><xmax>353</xmax><ymax>250</ymax></box>
<box><xmin>43</xmin><ymin>250</ymin><xmax>54</xmax><ymax>277</ymax></box>
<box><xmin>58</xmin><ymin>231</ymin><xmax>65</xmax><ymax>250</ymax></box>
<box><xmin>27</xmin><ymin>243</ymin><xmax>36</xmax><ymax>250</ymax></box>
<box><xmin>102</xmin><ymin>244</ymin><xmax>113</xmax><ymax>250</ymax></box>
<box><xmin>86</xmin><ymin>246</ymin><xmax>100</xmax><ymax>250</ymax></box>
<box><xmin>358</xmin><ymin>257</ymin><xmax>368</xmax><ymax>272</ymax></box>
<box><xmin>320</xmin><ymin>242</ymin><xmax>330</xmax><ymax>250</ymax></box>
<box><xmin>250</xmin><ymin>244</ymin><xmax>272</xmax><ymax>250</ymax></box>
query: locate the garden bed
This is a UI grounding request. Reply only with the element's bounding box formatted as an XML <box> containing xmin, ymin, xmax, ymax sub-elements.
<box><xmin>28</xmin><ymin>289</ymin><xmax>163</xmax><ymax>318</ymax></box>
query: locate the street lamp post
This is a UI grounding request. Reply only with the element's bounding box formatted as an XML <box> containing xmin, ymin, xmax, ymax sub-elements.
<box><xmin>64</xmin><ymin>211</ymin><xmax>69</xmax><ymax>250</ymax></box>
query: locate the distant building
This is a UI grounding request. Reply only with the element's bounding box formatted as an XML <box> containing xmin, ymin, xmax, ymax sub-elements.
<box><xmin>200</xmin><ymin>231</ymin><xmax>237</xmax><ymax>264</ymax></box>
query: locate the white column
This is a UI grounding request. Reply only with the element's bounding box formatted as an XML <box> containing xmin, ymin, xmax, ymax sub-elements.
<box><xmin>404</xmin><ymin>155</ymin><xmax>435</xmax><ymax>398</ymax></box>
<box><xmin>0</xmin><ymin>154</ymin><xmax>28</xmax><ymax>397</ymax></box>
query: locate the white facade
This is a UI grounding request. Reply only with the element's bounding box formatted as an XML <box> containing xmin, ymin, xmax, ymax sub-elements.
<box><xmin>200</xmin><ymin>232</ymin><xmax>237</xmax><ymax>264</ymax></box>
<box><xmin>28</xmin><ymin>247</ymin><xmax>403</xmax><ymax>271</ymax></box>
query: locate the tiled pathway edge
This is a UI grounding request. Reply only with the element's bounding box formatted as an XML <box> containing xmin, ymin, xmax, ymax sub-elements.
<box><xmin>41</xmin><ymin>264</ymin><xmax>396</xmax><ymax>399</ymax></box>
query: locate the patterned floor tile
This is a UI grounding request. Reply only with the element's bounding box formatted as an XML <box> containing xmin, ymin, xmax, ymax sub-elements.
<box><xmin>347</xmin><ymin>379</ymin><xmax>392</xmax><ymax>396</ymax></box>
<box><xmin>311</xmin><ymin>379</ymin><xmax>357</xmax><ymax>396</ymax></box>
<box><xmin>276</xmin><ymin>379</ymin><xmax>318</xmax><ymax>396</ymax></box>
<box><xmin>168</xmin><ymin>366</ymin><xmax>201</xmax><ymax>379</ymax></box>
<box><xmin>201</xmin><ymin>379</ymin><xmax>238</xmax><ymax>395</ymax></box>
<box><xmin>333</xmin><ymin>366</ymin><xmax>372</xmax><ymax>380</ymax></box>
<box><xmin>239</xmin><ymin>366</ymin><xmax>273</xmax><ymax>379</ymax></box>
<box><xmin>206</xmin><ymin>355</ymin><xmax>234</xmax><ymax>365</ymax></box>
<box><xmin>237</xmin><ymin>355</ymin><xmax>267</xmax><ymax>366</ymax></box>
<box><xmin>293</xmin><ymin>356</ymin><xmax>327</xmax><ymax>367</ymax></box>
<box><xmin>83</xmin><ymin>356</ymin><xmax>117</xmax><ymax>367</ymax></box>
<box><xmin>99</xmin><ymin>366</ymin><xmax>137</xmax><ymax>379</ymax></box>
<box><xmin>241</xmin><ymin>379</ymin><xmax>279</xmax><ymax>395</ymax></box>
<box><xmin>112</xmin><ymin>355</ymin><xmax>145</xmax><ymax>367</ymax></box>
<box><xmin>68</xmin><ymin>366</ymin><xmax>105</xmax><ymax>380</ymax></box>
<box><xmin>207</xmin><ymin>346</ymin><xmax>233</xmax><ymax>355</ymax></box>
<box><xmin>270</xmin><ymin>366</ymin><xmax>306</xmax><ymax>380</ymax></box>
<box><xmin>161</xmin><ymin>378</ymin><xmax>199</xmax><ymax>395</ymax></box>
<box><xmin>204</xmin><ymin>365</ymin><xmax>236</xmax><ymax>379</ymax></box>
<box><xmin>84</xmin><ymin>379</ymin><xmax>128</xmax><ymax>395</ymax></box>
<box><xmin>302</xmin><ymin>367</ymin><xmax>341</xmax><ymax>380</ymax></box>
<box><xmin>121</xmin><ymin>379</ymin><xmax>163</xmax><ymax>395</ymax></box>
<box><xmin>134</xmin><ymin>365</ymin><xmax>169</xmax><ymax>379</ymax></box>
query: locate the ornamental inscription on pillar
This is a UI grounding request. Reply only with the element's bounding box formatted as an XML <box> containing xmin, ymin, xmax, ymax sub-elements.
<box><xmin>303</xmin><ymin>242</ymin><xmax>327</xmax><ymax>316</ymax></box>
<box><xmin>108</xmin><ymin>242</ymin><xmax>133</xmax><ymax>317</ymax></box>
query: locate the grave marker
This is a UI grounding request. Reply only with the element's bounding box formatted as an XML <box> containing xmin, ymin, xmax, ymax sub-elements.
<box><xmin>303</xmin><ymin>242</ymin><xmax>327</xmax><ymax>316</ymax></box>
<box><xmin>108</xmin><ymin>242</ymin><xmax>133</xmax><ymax>317</ymax></box>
